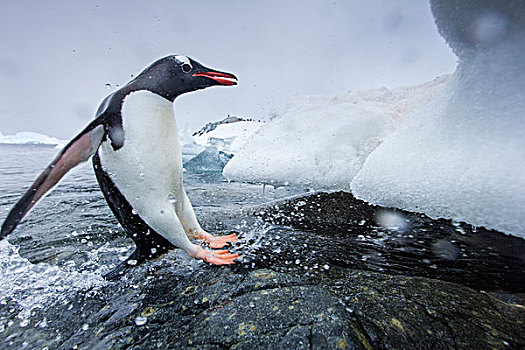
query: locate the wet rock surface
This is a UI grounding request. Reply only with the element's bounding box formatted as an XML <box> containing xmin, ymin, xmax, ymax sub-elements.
<box><xmin>1</xmin><ymin>191</ymin><xmax>525</xmax><ymax>349</ymax></box>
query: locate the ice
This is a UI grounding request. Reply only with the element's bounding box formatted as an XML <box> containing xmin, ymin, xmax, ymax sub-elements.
<box><xmin>181</xmin><ymin>142</ymin><xmax>206</xmax><ymax>163</ymax></box>
<box><xmin>352</xmin><ymin>1</ymin><xmax>525</xmax><ymax>237</ymax></box>
<box><xmin>192</xmin><ymin>118</ymin><xmax>262</xmax><ymax>154</ymax></box>
<box><xmin>184</xmin><ymin>117</ymin><xmax>262</xmax><ymax>173</ymax></box>
<box><xmin>0</xmin><ymin>131</ymin><xmax>64</xmax><ymax>145</ymax></box>
<box><xmin>184</xmin><ymin>145</ymin><xmax>233</xmax><ymax>174</ymax></box>
<box><xmin>224</xmin><ymin>76</ymin><xmax>449</xmax><ymax>189</ymax></box>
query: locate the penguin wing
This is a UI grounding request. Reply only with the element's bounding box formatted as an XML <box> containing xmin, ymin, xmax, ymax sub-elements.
<box><xmin>0</xmin><ymin>119</ymin><xmax>106</xmax><ymax>239</ymax></box>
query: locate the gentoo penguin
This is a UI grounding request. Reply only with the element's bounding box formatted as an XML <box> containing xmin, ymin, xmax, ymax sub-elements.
<box><xmin>0</xmin><ymin>55</ymin><xmax>239</xmax><ymax>278</ymax></box>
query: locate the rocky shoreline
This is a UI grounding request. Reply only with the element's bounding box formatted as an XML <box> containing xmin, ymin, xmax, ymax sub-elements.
<box><xmin>1</xmin><ymin>191</ymin><xmax>524</xmax><ymax>349</ymax></box>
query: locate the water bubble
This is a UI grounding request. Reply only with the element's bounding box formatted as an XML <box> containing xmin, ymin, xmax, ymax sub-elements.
<box><xmin>323</xmin><ymin>264</ymin><xmax>330</xmax><ymax>270</ymax></box>
<box><xmin>168</xmin><ymin>194</ymin><xmax>178</xmax><ymax>204</ymax></box>
<box><xmin>81</xmin><ymin>323</ymin><xmax>89</xmax><ymax>331</ymax></box>
<box><xmin>105</xmin><ymin>83</ymin><xmax>112</xmax><ymax>90</ymax></box>
<box><xmin>131</xmin><ymin>209</ymin><xmax>138</xmax><ymax>215</ymax></box>
<box><xmin>127</xmin><ymin>259</ymin><xmax>138</xmax><ymax>266</ymax></box>
<box><xmin>19</xmin><ymin>319</ymin><xmax>29</xmax><ymax>327</ymax></box>
<box><xmin>376</xmin><ymin>210</ymin><xmax>409</xmax><ymax>233</ymax></box>
<box><xmin>134</xmin><ymin>316</ymin><xmax>147</xmax><ymax>326</ymax></box>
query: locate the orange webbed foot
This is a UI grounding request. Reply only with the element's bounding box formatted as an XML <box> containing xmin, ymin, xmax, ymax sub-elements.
<box><xmin>189</xmin><ymin>245</ymin><xmax>239</xmax><ymax>265</ymax></box>
<box><xmin>194</xmin><ymin>231</ymin><xmax>238</xmax><ymax>249</ymax></box>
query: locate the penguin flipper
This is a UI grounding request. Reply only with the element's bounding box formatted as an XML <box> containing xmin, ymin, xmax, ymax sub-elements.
<box><xmin>0</xmin><ymin>120</ymin><xmax>105</xmax><ymax>239</ymax></box>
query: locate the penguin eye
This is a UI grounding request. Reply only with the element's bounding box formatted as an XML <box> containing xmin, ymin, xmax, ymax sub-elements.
<box><xmin>181</xmin><ymin>63</ymin><xmax>192</xmax><ymax>73</ymax></box>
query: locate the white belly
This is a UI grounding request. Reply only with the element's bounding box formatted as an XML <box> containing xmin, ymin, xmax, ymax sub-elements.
<box><xmin>98</xmin><ymin>90</ymin><xmax>182</xmax><ymax>214</ymax></box>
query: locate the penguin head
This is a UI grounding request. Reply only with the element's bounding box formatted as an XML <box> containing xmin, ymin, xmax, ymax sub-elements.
<box><xmin>129</xmin><ymin>55</ymin><xmax>237</xmax><ymax>101</ymax></box>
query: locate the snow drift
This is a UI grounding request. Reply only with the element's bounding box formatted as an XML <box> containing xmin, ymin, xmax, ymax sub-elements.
<box><xmin>352</xmin><ymin>0</ymin><xmax>525</xmax><ymax>237</ymax></box>
<box><xmin>223</xmin><ymin>76</ymin><xmax>450</xmax><ymax>189</ymax></box>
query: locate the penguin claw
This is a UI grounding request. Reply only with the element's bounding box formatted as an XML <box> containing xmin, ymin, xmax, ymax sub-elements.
<box><xmin>190</xmin><ymin>246</ymin><xmax>239</xmax><ymax>265</ymax></box>
<box><xmin>194</xmin><ymin>231</ymin><xmax>238</xmax><ymax>249</ymax></box>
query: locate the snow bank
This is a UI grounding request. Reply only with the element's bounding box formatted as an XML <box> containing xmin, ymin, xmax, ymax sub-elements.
<box><xmin>352</xmin><ymin>1</ymin><xmax>525</xmax><ymax>237</ymax></box>
<box><xmin>0</xmin><ymin>131</ymin><xmax>64</xmax><ymax>145</ymax></box>
<box><xmin>224</xmin><ymin>76</ymin><xmax>450</xmax><ymax>188</ymax></box>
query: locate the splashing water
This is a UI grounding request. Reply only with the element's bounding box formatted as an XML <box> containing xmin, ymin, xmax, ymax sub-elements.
<box><xmin>0</xmin><ymin>241</ymin><xmax>107</xmax><ymax>325</ymax></box>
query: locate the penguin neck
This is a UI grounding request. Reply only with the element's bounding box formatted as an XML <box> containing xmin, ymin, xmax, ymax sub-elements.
<box><xmin>125</xmin><ymin>79</ymin><xmax>182</xmax><ymax>102</ymax></box>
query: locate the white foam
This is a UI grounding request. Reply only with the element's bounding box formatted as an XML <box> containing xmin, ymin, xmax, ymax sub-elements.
<box><xmin>0</xmin><ymin>241</ymin><xmax>106</xmax><ymax>325</ymax></box>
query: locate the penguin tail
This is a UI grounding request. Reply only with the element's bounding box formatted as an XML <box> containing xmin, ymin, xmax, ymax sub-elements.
<box><xmin>104</xmin><ymin>251</ymin><xmax>145</xmax><ymax>280</ymax></box>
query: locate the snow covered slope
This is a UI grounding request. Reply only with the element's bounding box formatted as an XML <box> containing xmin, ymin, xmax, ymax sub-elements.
<box><xmin>223</xmin><ymin>76</ymin><xmax>450</xmax><ymax>189</ymax></box>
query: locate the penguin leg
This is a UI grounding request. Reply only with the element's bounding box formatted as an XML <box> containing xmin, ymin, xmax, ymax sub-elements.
<box><xmin>137</xmin><ymin>202</ymin><xmax>239</xmax><ymax>265</ymax></box>
<box><xmin>174</xmin><ymin>187</ymin><xmax>238</xmax><ymax>248</ymax></box>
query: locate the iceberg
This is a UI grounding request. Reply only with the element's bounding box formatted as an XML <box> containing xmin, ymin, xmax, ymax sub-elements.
<box><xmin>184</xmin><ymin>144</ymin><xmax>233</xmax><ymax>174</ymax></box>
<box><xmin>184</xmin><ymin>116</ymin><xmax>263</xmax><ymax>174</ymax></box>
<box><xmin>0</xmin><ymin>131</ymin><xmax>64</xmax><ymax>145</ymax></box>
<box><xmin>223</xmin><ymin>76</ymin><xmax>450</xmax><ymax>189</ymax></box>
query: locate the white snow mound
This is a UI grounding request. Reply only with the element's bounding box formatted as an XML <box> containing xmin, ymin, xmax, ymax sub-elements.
<box><xmin>352</xmin><ymin>22</ymin><xmax>525</xmax><ymax>238</ymax></box>
<box><xmin>223</xmin><ymin>76</ymin><xmax>450</xmax><ymax>189</ymax></box>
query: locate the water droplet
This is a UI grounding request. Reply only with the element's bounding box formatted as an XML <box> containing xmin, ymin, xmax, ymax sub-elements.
<box><xmin>168</xmin><ymin>194</ymin><xmax>177</xmax><ymax>204</ymax></box>
<box><xmin>127</xmin><ymin>259</ymin><xmax>138</xmax><ymax>266</ymax></box>
<box><xmin>295</xmin><ymin>259</ymin><xmax>300</xmax><ymax>265</ymax></box>
<box><xmin>150</xmin><ymin>248</ymin><xmax>157</xmax><ymax>254</ymax></box>
<box><xmin>19</xmin><ymin>319</ymin><xmax>29</xmax><ymax>327</ymax></box>
<box><xmin>323</xmin><ymin>264</ymin><xmax>330</xmax><ymax>270</ymax></box>
<box><xmin>134</xmin><ymin>316</ymin><xmax>147</xmax><ymax>326</ymax></box>
<box><xmin>105</xmin><ymin>83</ymin><xmax>112</xmax><ymax>90</ymax></box>
<box><xmin>132</xmin><ymin>209</ymin><xmax>137</xmax><ymax>215</ymax></box>
<box><xmin>376</xmin><ymin>210</ymin><xmax>409</xmax><ymax>233</ymax></box>
<box><xmin>81</xmin><ymin>323</ymin><xmax>89</xmax><ymax>331</ymax></box>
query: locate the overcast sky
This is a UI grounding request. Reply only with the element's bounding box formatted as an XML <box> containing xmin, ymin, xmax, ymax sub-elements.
<box><xmin>0</xmin><ymin>0</ymin><xmax>456</xmax><ymax>140</ymax></box>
